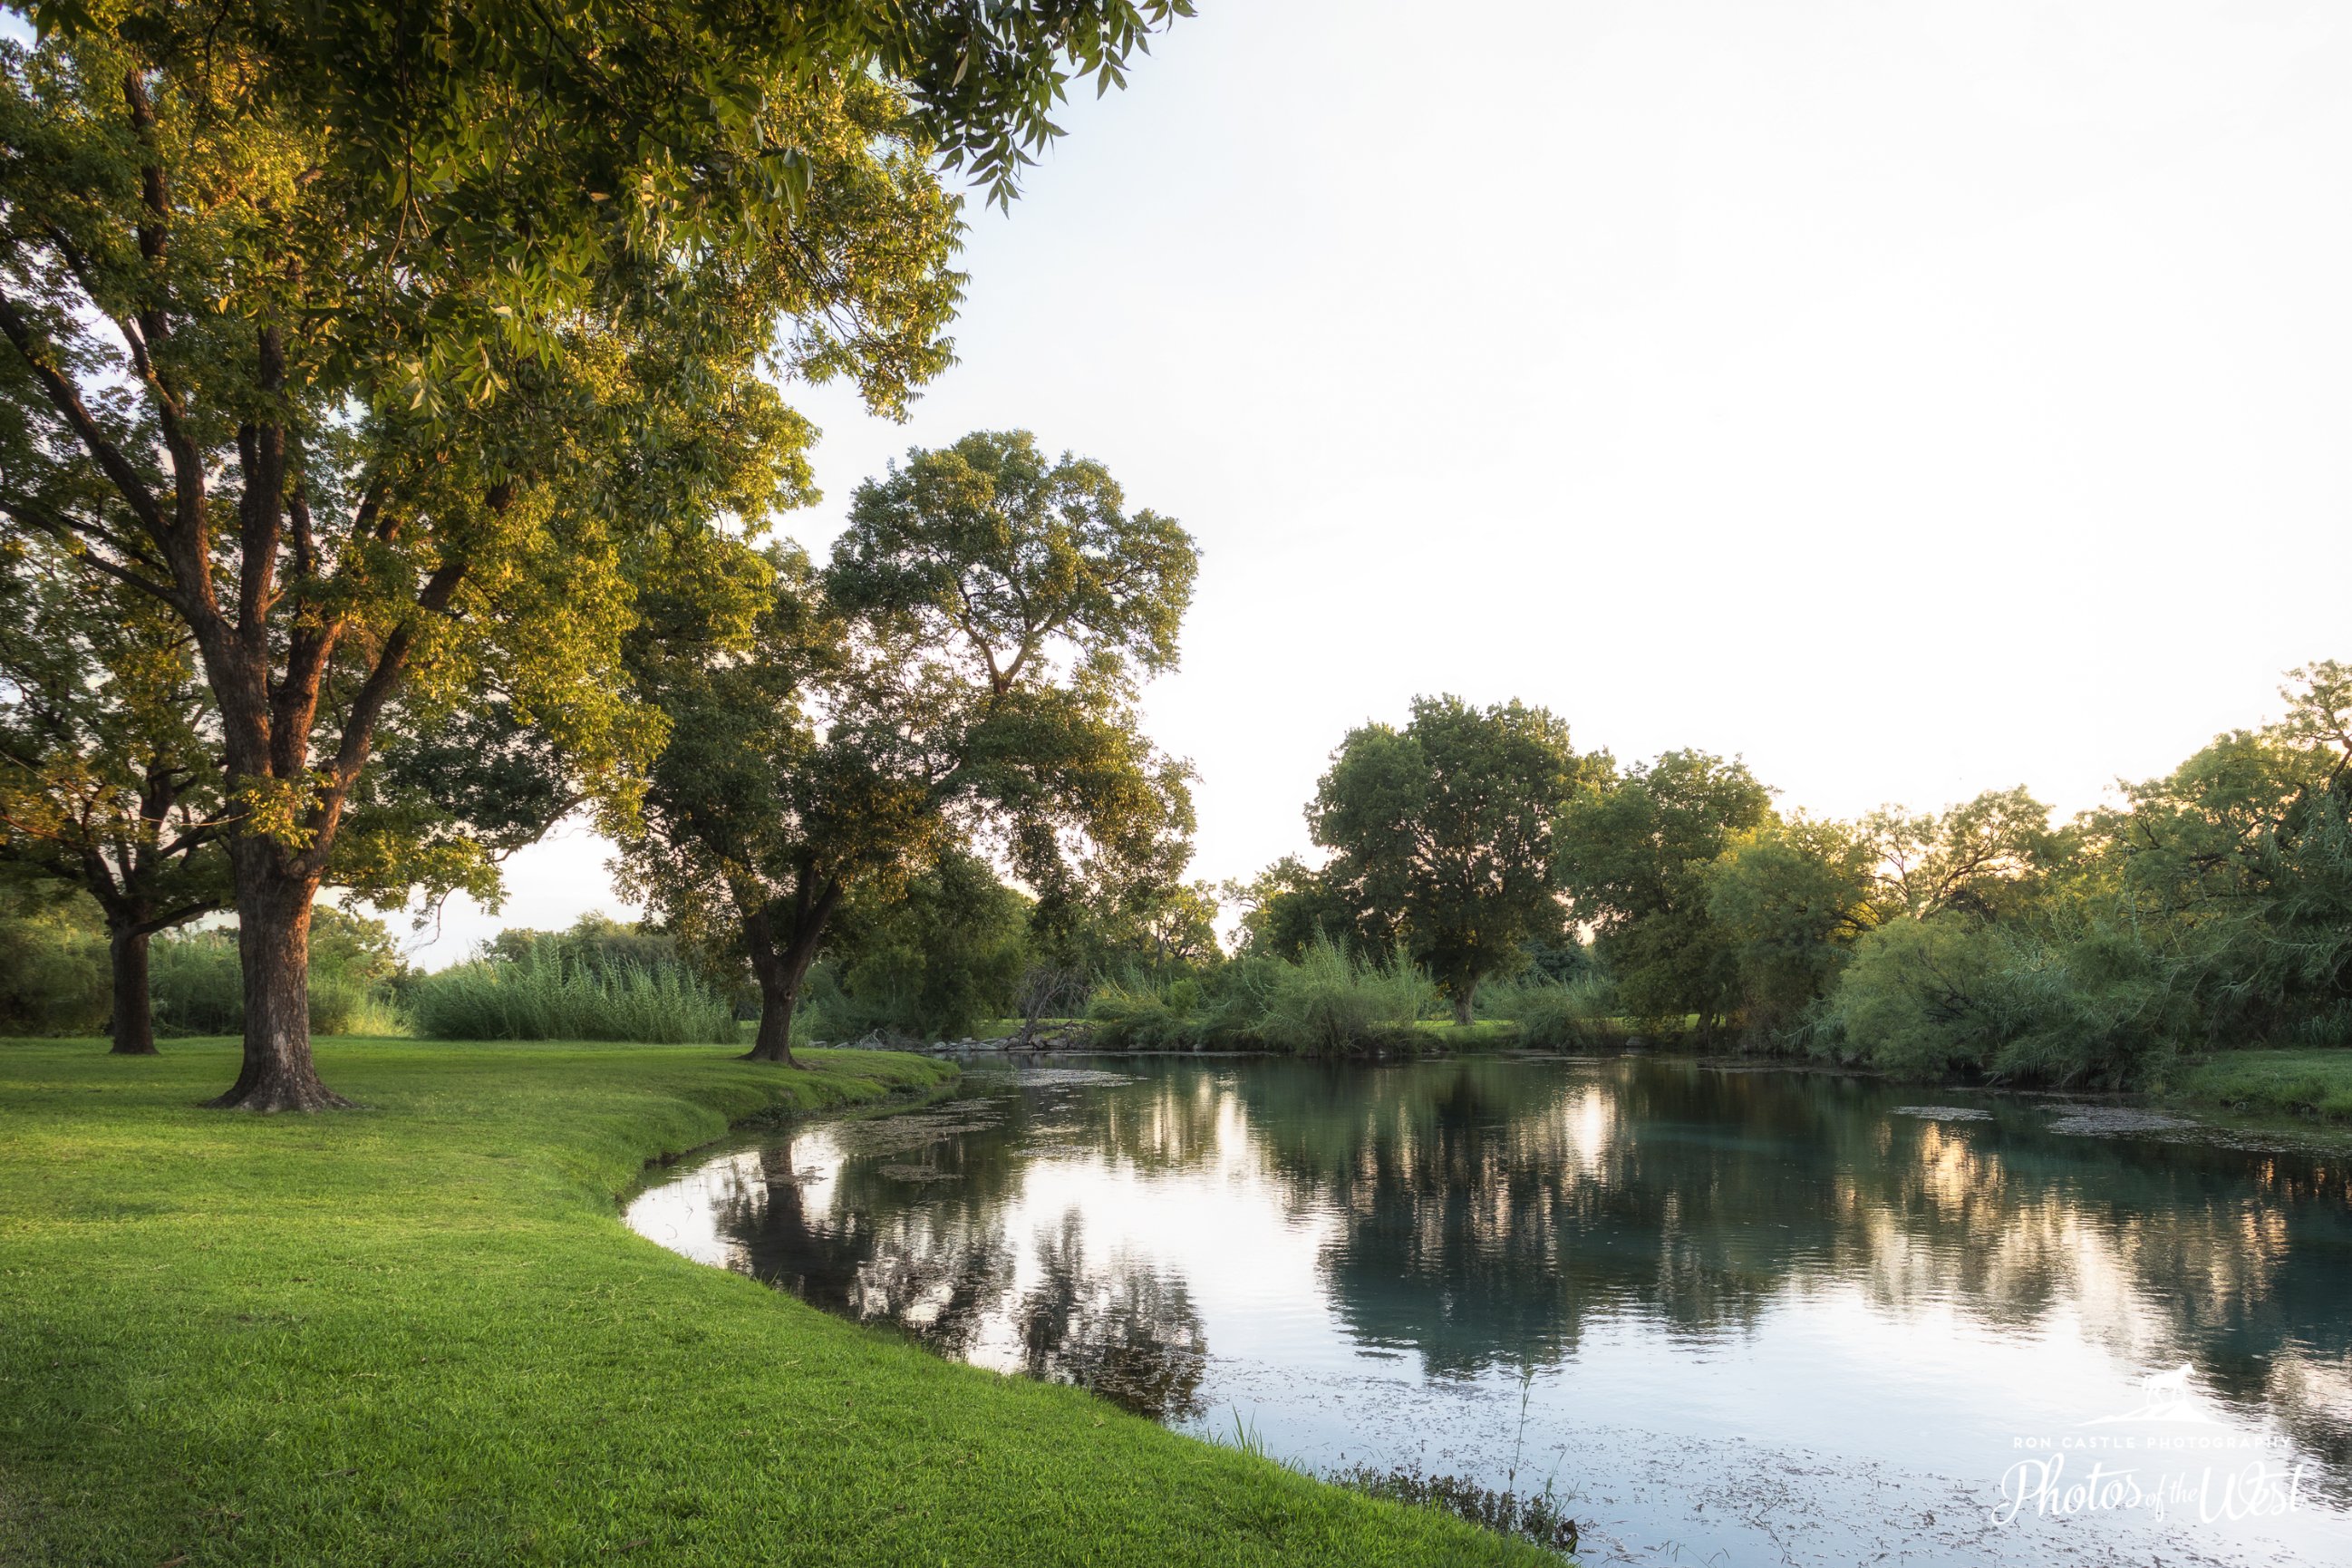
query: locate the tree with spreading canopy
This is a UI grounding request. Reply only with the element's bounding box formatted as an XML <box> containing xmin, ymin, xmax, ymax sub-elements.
<box><xmin>1702</xmin><ymin>814</ymin><xmax>1876</xmax><ymax>1045</ymax></box>
<box><xmin>0</xmin><ymin>532</ymin><xmax>226</xmax><ymax>1052</ymax></box>
<box><xmin>2096</xmin><ymin>663</ymin><xmax>2352</xmax><ymax>1042</ymax></box>
<box><xmin>1556</xmin><ymin>749</ymin><xmax>1774</xmax><ymax>1032</ymax></box>
<box><xmin>1228</xmin><ymin>854</ymin><xmax>1369</xmax><ymax>963</ymax></box>
<box><xmin>616</xmin><ymin>431</ymin><xmax>1199</xmax><ymax>1064</ymax></box>
<box><xmin>1862</xmin><ymin>787</ymin><xmax>2071</xmax><ymax>924</ymax></box>
<box><xmin>0</xmin><ymin>0</ymin><xmax>1190</xmax><ymax>1108</ymax></box>
<box><xmin>1074</xmin><ymin>876</ymin><xmax>1224</xmax><ymax>973</ymax></box>
<box><xmin>1308</xmin><ymin>695</ymin><xmax>1588</xmax><ymax>1025</ymax></box>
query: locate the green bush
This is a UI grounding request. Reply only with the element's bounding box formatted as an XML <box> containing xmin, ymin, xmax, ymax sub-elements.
<box><xmin>1818</xmin><ymin>911</ymin><xmax>2202</xmax><ymax>1089</ymax></box>
<box><xmin>1085</xmin><ymin>947</ymin><xmax>1437</xmax><ymax>1055</ymax></box>
<box><xmin>150</xmin><ymin>929</ymin><xmax>246</xmax><ymax>1035</ymax></box>
<box><xmin>484</xmin><ymin>914</ymin><xmax>683</xmax><ymax>982</ymax></box>
<box><xmin>1087</xmin><ymin>972</ymin><xmax>1210</xmax><ymax>1049</ymax></box>
<box><xmin>150</xmin><ymin>922</ymin><xmax>411</xmax><ymax>1037</ymax></box>
<box><xmin>0</xmin><ymin>890</ymin><xmax>110</xmax><ymax>1035</ymax></box>
<box><xmin>1977</xmin><ymin>919</ymin><xmax>2197</xmax><ymax>1088</ymax></box>
<box><xmin>1478</xmin><ymin>973</ymin><xmax>1620</xmax><ymax>1048</ymax></box>
<box><xmin>407</xmin><ymin>949</ymin><xmax>736</xmax><ymax>1044</ymax></box>
<box><xmin>306</xmin><ymin>970</ymin><xmax>373</xmax><ymax>1036</ymax></box>
<box><xmin>1253</xmin><ymin>937</ymin><xmax>1436</xmax><ymax>1054</ymax></box>
<box><xmin>811</xmin><ymin>853</ymin><xmax>1030</xmax><ymax>1043</ymax></box>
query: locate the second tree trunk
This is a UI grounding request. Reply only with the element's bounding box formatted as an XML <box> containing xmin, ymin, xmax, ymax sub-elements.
<box><xmin>107</xmin><ymin>927</ymin><xmax>157</xmax><ymax>1056</ymax></box>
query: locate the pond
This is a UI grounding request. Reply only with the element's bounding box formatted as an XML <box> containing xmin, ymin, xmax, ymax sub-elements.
<box><xmin>625</xmin><ymin>1054</ymin><xmax>2352</xmax><ymax>1565</ymax></box>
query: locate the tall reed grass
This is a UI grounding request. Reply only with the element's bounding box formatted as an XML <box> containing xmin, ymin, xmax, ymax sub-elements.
<box><xmin>150</xmin><ymin>928</ymin><xmax>410</xmax><ymax>1036</ymax></box>
<box><xmin>406</xmin><ymin>952</ymin><xmax>737</xmax><ymax>1044</ymax></box>
<box><xmin>1253</xmin><ymin>936</ymin><xmax>1436</xmax><ymax>1052</ymax></box>
<box><xmin>1087</xmin><ymin>971</ymin><xmax>1215</xmax><ymax>1050</ymax></box>
<box><xmin>1477</xmin><ymin>973</ymin><xmax>1621</xmax><ymax>1048</ymax></box>
<box><xmin>1088</xmin><ymin>940</ymin><xmax>1437</xmax><ymax>1054</ymax></box>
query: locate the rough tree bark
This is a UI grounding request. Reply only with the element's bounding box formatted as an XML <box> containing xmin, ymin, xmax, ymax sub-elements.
<box><xmin>106</xmin><ymin>926</ymin><xmax>157</xmax><ymax>1055</ymax></box>
<box><xmin>205</xmin><ymin>844</ymin><xmax>348</xmax><ymax>1110</ymax></box>
<box><xmin>741</xmin><ymin>882</ymin><xmax>842</xmax><ymax>1066</ymax></box>
<box><xmin>745</xmin><ymin>943</ymin><xmax>807</xmax><ymax>1065</ymax></box>
<box><xmin>1452</xmin><ymin>982</ymin><xmax>1477</xmax><ymax>1029</ymax></box>
<box><xmin>88</xmin><ymin>771</ymin><xmax>221</xmax><ymax>1059</ymax></box>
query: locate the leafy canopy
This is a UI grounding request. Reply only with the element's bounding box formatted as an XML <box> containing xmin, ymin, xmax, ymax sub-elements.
<box><xmin>0</xmin><ymin>5</ymin><xmax>985</xmax><ymax>911</ymax></box>
<box><xmin>1310</xmin><ymin>695</ymin><xmax>1588</xmax><ymax>1016</ymax></box>
<box><xmin>0</xmin><ymin>529</ymin><xmax>226</xmax><ymax>935</ymax></box>
<box><xmin>616</xmin><ymin>431</ymin><xmax>1199</xmax><ymax>1055</ymax></box>
<box><xmin>1556</xmin><ymin>749</ymin><xmax>1773</xmax><ymax>1026</ymax></box>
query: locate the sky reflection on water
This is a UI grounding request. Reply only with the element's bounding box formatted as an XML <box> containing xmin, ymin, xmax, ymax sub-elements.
<box><xmin>627</xmin><ymin>1056</ymin><xmax>2352</xmax><ymax>1566</ymax></box>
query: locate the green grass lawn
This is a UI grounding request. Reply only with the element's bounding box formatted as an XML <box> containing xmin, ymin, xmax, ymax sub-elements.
<box><xmin>2167</xmin><ymin>1049</ymin><xmax>2352</xmax><ymax>1125</ymax></box>
<box><xmin>0</xmin><ymin>1037</ymin><xmax>1550</xmax><ymax>1567</ymax></box>
<box><xmin>1415</xmin><ymin>1020</ymin><xmax>1518</xmax><ymax>1047</ymax></box>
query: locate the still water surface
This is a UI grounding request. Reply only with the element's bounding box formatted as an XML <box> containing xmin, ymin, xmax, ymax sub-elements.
<box><xmin>626</xmin><ymin>1055</ymin><xmax>2352</xmax><ymax>1565</ymax></box>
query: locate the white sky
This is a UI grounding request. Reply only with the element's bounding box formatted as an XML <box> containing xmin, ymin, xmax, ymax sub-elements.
<box><xmin>402</xmin><ymin>0</ymin><xmax>2352</xmax><ymax>965</ymax></box>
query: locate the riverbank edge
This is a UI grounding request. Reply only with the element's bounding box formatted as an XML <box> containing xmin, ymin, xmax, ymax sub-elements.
<box><xmin>0</xmin><ymin>1036</ymin><xmax>1557</xmax><ymax>1567</ymax></box>
<box><xmin>1573</xmin><ymin>1040</ymin><xmax>2352</xmax><ymax>1149</ymax></box>
<box><xmin>1503</xmin><ymin>1039</ymin><xmax>2352</xmax><ymax>1152</ymax></box>
<box><xmin>948</xmin><ymin>1028</ymin><xmax>2352</xmax><ymax>1151</ymax></box>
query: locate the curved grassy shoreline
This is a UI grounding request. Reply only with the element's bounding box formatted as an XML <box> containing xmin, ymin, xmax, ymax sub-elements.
<box><xmin>0</xmin><ymin>1037</ymin><xmax>1549</xmax><ymax>1566</ymax></box>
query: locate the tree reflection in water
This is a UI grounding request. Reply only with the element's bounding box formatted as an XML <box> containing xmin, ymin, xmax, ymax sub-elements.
<box><xmin>1234</xmin><ymin>1059</ymin><xmax>2352</xmax><ymax>1495</ymax></box>
<box><xmin>653</xmin><ymin>1057</ymin><xmax>2352</xmax><ymax>1500</ymax></box>
<box><xmin>1015</xmin><ymin>1211</ymin><xmax>1206</xmax><ymax>1421</ymax></box>
<box><xmin>702</xmin><ymin>1108</ymin><xmax>1207</xmax><ymax>1421</ymax></box>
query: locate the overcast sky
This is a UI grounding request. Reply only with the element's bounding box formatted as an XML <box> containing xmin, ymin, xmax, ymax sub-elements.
<box><xmin>401</xmin><ymin>0</ymin><xmax>2352</xmax><ymax>965</ymax></box>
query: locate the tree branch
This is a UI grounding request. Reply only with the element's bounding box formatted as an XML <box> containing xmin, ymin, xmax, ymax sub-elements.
<box><xmin>0</xmin><ymin>498</ymin><xmax>181</xmax><ymax>607</ymax></box>
<box><xmin>0</xmin><ymin>295</ymin><xmax>170</xmax><ymax>537</ymax></box>
<box><xmin>294</xmin><ymin>554</ymin><xmax>471</xmax><ymax>876</ymax></box>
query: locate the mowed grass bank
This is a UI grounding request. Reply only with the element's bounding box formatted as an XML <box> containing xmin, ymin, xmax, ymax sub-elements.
<box><xmin>0</xmin><ymin>1038</ymin><xmax>1549</xmax><ymax>1567</ymax></box>
<box><xmin>2168</xmin><ymin>1049</ymin><xmax>2352</xmax><ymax>1126</ymax></box>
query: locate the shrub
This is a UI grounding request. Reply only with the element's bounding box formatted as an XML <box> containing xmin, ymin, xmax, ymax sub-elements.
<box><xmin>820</xmin><ymin>853</ymin><xmax>1030</xmax><ymax>1042</ymax></box>
<box><xmin>150</xmin><ymin>929</ymin><xmax>247</xmax><ymax>1035</ymax></box>
<box><xmin>1087</xmin><ymin>972</ymin><xmax>1210</xmax><ymax>1049</ymax></box>
<box><xmin>307</xmin><ymin>970</ymin><xmax>378</xmax><ymax>1036</ymax></box>
<box><xmin>150</xmin><ymin>924</ymin><xmax>410</xmax><ymax>1037</ymax></box>
<box><xmin>1971</xmin><ymin>916</ymin><xmax>2199</xmax><ymax>1088</ymax></box>
<box><xmin>785</xmin><ymin>963</ymin><xmax>850</xmax><ymax>1045</ymax></box>
<box><xmin>485</xmin><ymin>915</ymin><xmax>684</xmax><ymax>980</ymax></box>
<box><xmin>0</xmin><ymin>890</ymin><xmax>110</xmax><ymax>1035</ymax></box>
<box><xmin>1479</xmin><ymin>973</ymin><xmax>1621</xmax><ymax>1048</ymax></box>
<box><xmin>1253</xmin><ymin>936</ymin><xmax>1436</xmax><ymax>1054</ymax></box>
<box><xmin>407</xmin><ymin>950</ymin><xmax>736</xmax><ymax>1044</ymax></box>
<box><xmin>1084</xmin><ymin>948</ymin><xmax>1438</xmax><ymax>1054</ymax></box>
<box><xmin>1819</xmin><ymin>910</ymin><xmax>2202</xmax><ymax>1089</ymax></box>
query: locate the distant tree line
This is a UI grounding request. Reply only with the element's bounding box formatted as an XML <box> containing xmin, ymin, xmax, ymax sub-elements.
<box><xmin>1226</xmin><ymin>665</ymin><xmax>2352</xmax><ymax>1087</ymax></box>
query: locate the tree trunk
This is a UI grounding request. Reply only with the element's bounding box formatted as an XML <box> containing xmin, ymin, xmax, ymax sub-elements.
<box><xmin>107</xmin><ymin>926</ymin><xmax>157</xmax><ymax>1056</ymax></box>
<box><xmin>1452</xmin><ymin>981</ymin><xmax>1476</xmax><ymax>1028</ymax></box>
<box><xmin>742</xmin><ymin>897</ymin><xmax>834</xmax><ymax>1068</ymax></box>
<box><xmin>746</xmin><ymin>965</ymin><xmax>803</xmax><ymax>1066</ymax></box>
<box><xmin>207</xmin><ymin>846</ymin><xmax>349</xmax><ymax>1111</ymax></box>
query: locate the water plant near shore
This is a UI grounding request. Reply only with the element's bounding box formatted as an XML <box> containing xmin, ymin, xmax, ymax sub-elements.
<box><xmin>1087</xmin><ymin>939</ymin><xmax>1437</xmax><ymax>1054</ymax></box>
<box><xmin>1330</xmin><ymin>1466</ymin><xmax>1579</xmax><ymax>1558</ymax></box>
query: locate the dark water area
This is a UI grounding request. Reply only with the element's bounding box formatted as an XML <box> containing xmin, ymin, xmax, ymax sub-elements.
<box><xmin>626</xmin><ymin>1054</ymin><xmax>2352</xmax><ymax>1565</ymax></box>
